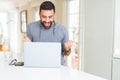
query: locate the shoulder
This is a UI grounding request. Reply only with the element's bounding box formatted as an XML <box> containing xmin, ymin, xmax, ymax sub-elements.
<box><xmin>27</xmin><ymin>20</ymin><xmax>40</xmax><ymax>29</ymax></box>
<box><xmin>55</xmin><ymin>21</ymin><xmax>68</xmax><ymax>31</ymax></box>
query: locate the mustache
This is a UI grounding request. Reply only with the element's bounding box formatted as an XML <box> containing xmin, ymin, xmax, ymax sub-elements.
<box><xmin>42</xmin><ymin>21</ymin><xmax>53</xmax><ymax>24</ymax></box>
<box><xmin>41</xmin><ymin>21</ymin><xmax>53</xmax><ymax>29</ymax></box>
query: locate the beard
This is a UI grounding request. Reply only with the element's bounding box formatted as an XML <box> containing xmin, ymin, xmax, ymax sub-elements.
<box><xmin>41</xmin><ymin>21</ymin><xmax>53</xmax><ymax>29</ymax></box>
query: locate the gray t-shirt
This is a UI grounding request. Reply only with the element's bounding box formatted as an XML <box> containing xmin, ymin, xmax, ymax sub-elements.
<box><xmin>27</xmin><ymin>20</ymin><xmax>69</xmax><ymax>65</ymax></box>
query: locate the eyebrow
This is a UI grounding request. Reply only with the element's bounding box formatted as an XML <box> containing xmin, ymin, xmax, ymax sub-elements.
<box><xmin>41</xmin><ymin>15</ymin><xmax>53</xmax><ymax>18</ymax></box>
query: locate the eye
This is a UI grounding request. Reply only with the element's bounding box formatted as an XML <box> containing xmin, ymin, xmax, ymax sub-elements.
<box><xmin>49</xmin><ymin>16</ymin><xmax>53</xmax><ymax>18</ymax></box>
<box><xmin>41</xmin><ymin>15</ymin><xmax>46</xmax><ymax>18</ymax></box>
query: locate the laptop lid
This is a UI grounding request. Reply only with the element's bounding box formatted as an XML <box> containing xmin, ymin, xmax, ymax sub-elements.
<box><xmin>23</xmin><ymin>42</ymin><xmax>61</xmax><ymax>68</ymax></box>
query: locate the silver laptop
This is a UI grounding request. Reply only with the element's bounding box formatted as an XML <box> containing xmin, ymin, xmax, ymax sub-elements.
<box><xmin>23</xmin><ymin>42</ymin><xmax>61</xmax><ymax>68</ymax></box>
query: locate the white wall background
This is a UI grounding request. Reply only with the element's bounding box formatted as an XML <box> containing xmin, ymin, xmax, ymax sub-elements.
<box><xmin>112</xmin><ymin>58</ymin><xmax>120</xmax><ymax>80</ymax></box>
<box><xmin>112</xmin><ymin>0</ymin><xmax>120</xmax><ymax>80</ymax></box>
<box><xmin>114</xmin><ymin>0</ymin><xmax>120</xmax><ymax>57</ymax></box>
<box><xmin>83</xmin><ymin>0</ymin><xmax>114</xmax><ymax>79</ymax></box>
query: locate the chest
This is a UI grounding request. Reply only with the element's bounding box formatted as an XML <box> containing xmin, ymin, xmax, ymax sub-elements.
<box><xmin>32</xmin><ymin>28</ymin><xmax>64</xmax><ymax>42</ymax></box>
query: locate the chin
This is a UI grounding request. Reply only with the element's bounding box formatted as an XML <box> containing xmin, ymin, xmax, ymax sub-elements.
<box><xmin>44</xmin><ymin>26</ymin><xmax>51</xmax><ymax>29</ymax></box>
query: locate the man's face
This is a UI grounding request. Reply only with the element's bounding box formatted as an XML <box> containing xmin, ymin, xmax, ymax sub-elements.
<box><xmin>39</xmin><ymin>9</ymin><xmax>55</xmax><ymax>29</ymax></box>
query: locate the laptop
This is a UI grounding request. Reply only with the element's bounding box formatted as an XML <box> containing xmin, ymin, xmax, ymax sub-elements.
<box><xmin>23</xmin><ymin>42</ymin><xmax>61</xmax><ymax>68</ymax></box>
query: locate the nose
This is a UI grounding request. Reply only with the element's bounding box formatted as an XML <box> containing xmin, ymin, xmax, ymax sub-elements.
<box><xmin>45</xmin><ymin>17</ymin><xmax>50</xmax><ymax>22</ymax></box>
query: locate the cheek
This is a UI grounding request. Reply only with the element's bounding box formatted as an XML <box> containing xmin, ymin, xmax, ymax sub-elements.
<box><xmin>40</xmin><ymin>15</ymin><xmax>45</xmax><ymax>21</ymax></box>
<box><xmin>40</xmin><ymin>17</ymin><xmax>45</xmax><ymax>21</ymax></box>
<box><xmin>50</xmin><ymin>18</ymin><xmax>54</xmax><ymax>21</ymax></box>
<box><xmin>48</xmin><ymin>18</ymin><xmax>54</xmax><ymax>22</ymax></box>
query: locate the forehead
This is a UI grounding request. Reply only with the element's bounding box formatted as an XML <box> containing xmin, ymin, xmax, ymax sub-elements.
<box><xmin>40</xmin><ymin>9</ymin><xmax>55</xmax><ymax>16</ymax></box>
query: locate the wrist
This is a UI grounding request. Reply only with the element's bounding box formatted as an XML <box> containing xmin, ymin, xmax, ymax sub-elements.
<box><xmin>65</xmin><ymin>48</ymin><xmax>71</xmax><ymax>52</ymax></box>
<box><xmin>64</xmin><ymin>48</ymin><xmax>71</xmax><ymax>56</ymax></box>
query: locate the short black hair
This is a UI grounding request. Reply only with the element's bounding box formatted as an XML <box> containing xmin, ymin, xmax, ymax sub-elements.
<box><xmin>39</xmin><ymin>1</ymin><xmax>55</xmax><ymax>13</ymax></box>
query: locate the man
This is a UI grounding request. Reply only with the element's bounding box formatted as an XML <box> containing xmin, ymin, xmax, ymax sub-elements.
<box><xmin>24</xmin><ymin>1</ymin><xmax>73</xmax><ymax>65</ymax></box>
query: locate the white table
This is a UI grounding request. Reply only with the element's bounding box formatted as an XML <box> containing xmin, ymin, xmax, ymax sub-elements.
<box><xmin>0</xmin><ymin>63</ymin><xmax>107</xmax><ymax>80</ymax></box>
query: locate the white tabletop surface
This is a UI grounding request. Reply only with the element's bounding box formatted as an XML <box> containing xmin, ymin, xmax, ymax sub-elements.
<box><xmin>0</xmin><ymin>62</ymin><xmax>107</xmax><ymax>80</ymax></box>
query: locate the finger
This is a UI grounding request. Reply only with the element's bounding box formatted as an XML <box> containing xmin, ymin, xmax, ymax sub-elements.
<box><xmin>23</xmin><ymin>36</ymin><xmax>31</xmax><ymax>42</ymax></box>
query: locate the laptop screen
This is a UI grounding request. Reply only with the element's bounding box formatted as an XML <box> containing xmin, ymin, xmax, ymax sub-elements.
<box><xmin>23</xmin><ymin>42</ymin><xmax>61</xmax><ymax>68</ymax></box>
